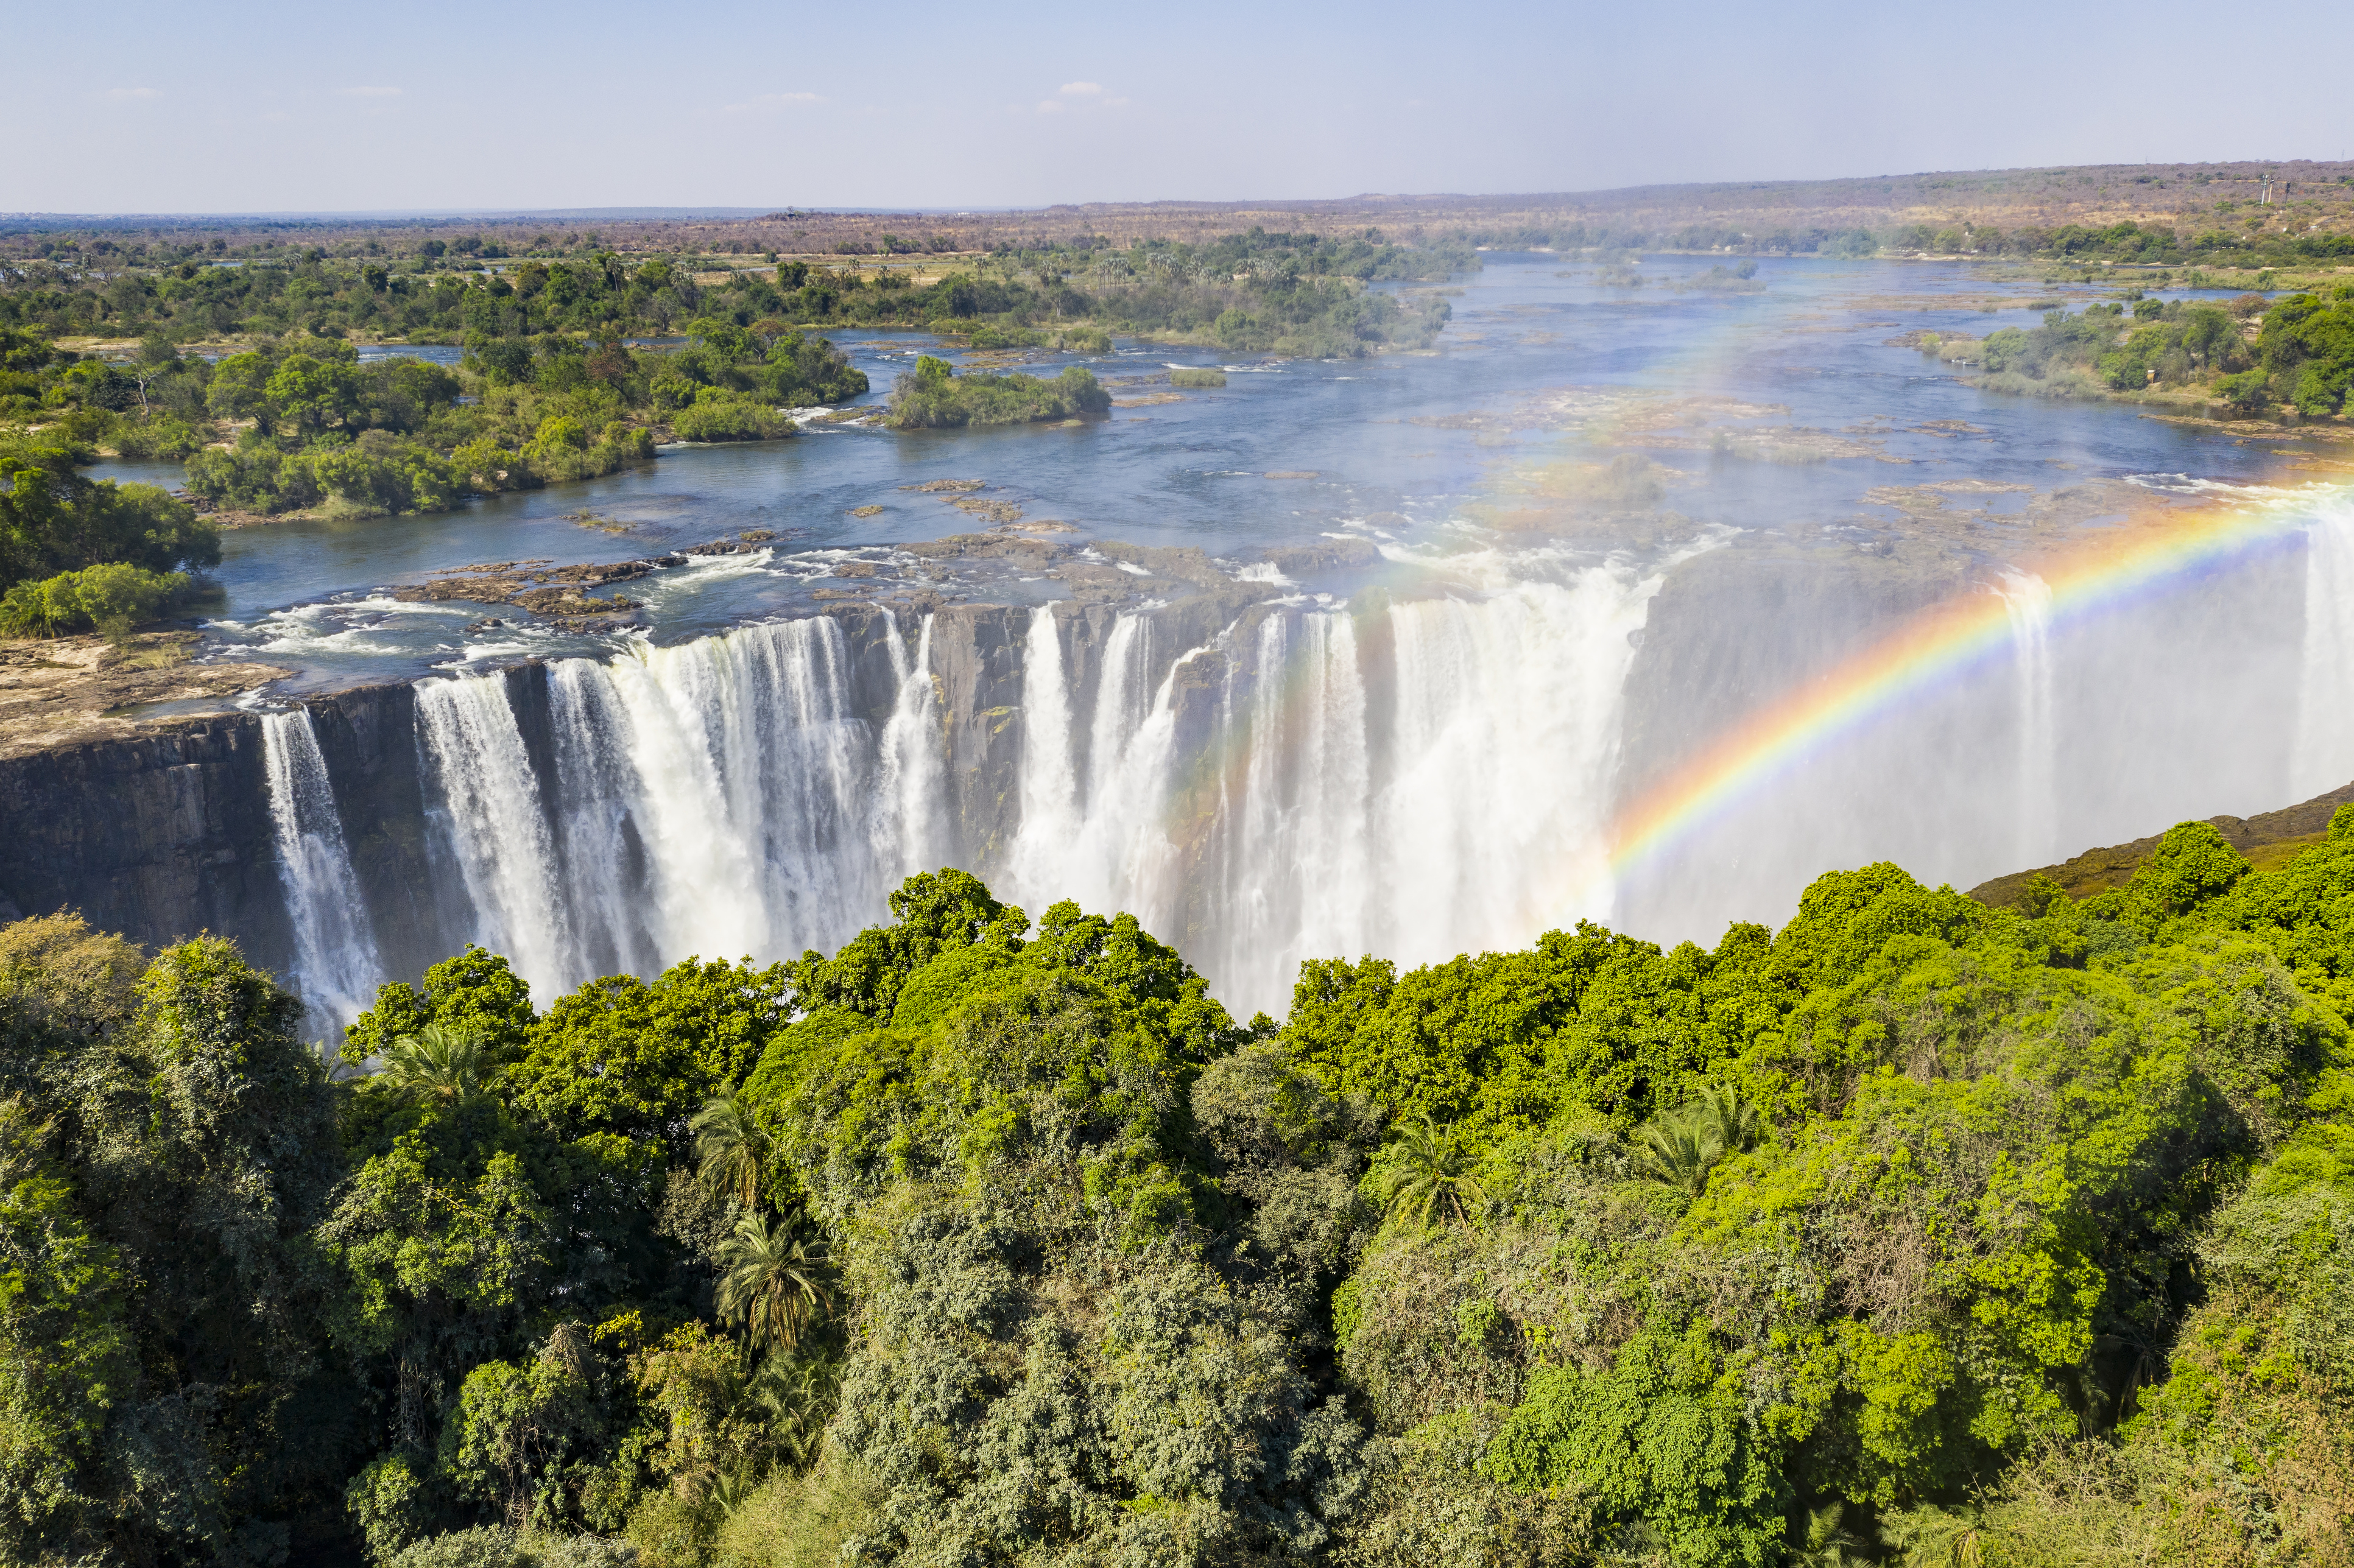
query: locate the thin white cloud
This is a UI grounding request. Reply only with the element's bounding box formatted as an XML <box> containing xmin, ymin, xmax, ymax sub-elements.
<box><xmin>724</xmin><ymin>91</ymin><xmax>825</xmax><ymax>113</ymax></box>
<box><xmin>104</xmin><ymin>86</ymin><xmax>162</xmax><ymax>101</ymax></box>
<box><xmin>1037</xmin><ymin>83</ymin><xmax>1126</xmax><ymax>114</ymax></box>
<box><xmin>341</xmin><ymin>85</ymin><xmax>401</xmax><ymax>98</ymax></box>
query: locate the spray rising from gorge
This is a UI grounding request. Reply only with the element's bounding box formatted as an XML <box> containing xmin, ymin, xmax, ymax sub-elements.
<box><xmin>252</xmin><ymin>490</ymin><xmax>2354</xmax><ymax>1025</ymax></box>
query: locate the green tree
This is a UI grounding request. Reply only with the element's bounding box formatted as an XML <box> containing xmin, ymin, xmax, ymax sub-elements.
<box><xmin>369</xmin><ymin>1021</ymin><xmax>494</xmax><ymax>1108</ymax></box>
<box><xmin>1380</xmin><ymin>1116</ymin><xmax>1488</xmax><ymax>1225</ymax></box>
<box><xmin>715</xmin><ymin>1213</ymin><xmax>831</xmax><ymax>1354</ymax></box>
<box><xmin>1630</xmin><ymin>1085</ymin><xmax>1760</xmax><ymax>1201</ymax></box>
<box><xmin>691</xmin><ymin>1090</ymin><xmax>769</xmax><ymax>1208</ymax></box>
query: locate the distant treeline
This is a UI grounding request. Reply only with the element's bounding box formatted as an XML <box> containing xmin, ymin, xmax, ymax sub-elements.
<box><xmin>1475</xmin><ymin>216</ymin><xmax>2354</xmax><ymax>267</ymax></box>
<box><xmin>0</xmin><ymin>229</ymin><xmax>1462</xmax><ymax>360</ymax></box>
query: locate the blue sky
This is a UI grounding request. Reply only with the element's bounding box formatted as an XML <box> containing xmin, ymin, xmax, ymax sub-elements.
<box><xmin>9</xmin><ymin>0</ymin><xmax>2350</xmax><ymax>214</ymax></box>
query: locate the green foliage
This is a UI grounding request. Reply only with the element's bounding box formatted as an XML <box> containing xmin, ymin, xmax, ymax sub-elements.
<box><xmin>1379</xmin><ymin>1116</ymin><xmax>1490</xmax><ymax>1225</ymax></box>
<box><xmin>0</xmin><ymin>560</ymin><xmax>191</xmax><ymax>639</ymax></box>
<box><xmin>1629</xmin><ymin>1085</ymin><xmax>1760</xmax><ymax>1202</ymax></box>
<box><xmin>713</xmin><ymin>1212</ymin><xmax>830</xmax><ymax>1354</ymax></box>
<box><xmin>885</xmin><ymin>362</ymin><xmax>1110</xmax><ymax>429</ymax></box>
<box><xmin>510</xmin><ymin>955</ymin><xmax>790</xmax><ymax>1158</ymax></box>
<box><xmin>0</xmin><ymin>437</ymin><xmax>219</xmax><ymax>593</ymax></box>
<box><xmin>1169</xmin><ymin>366</ymin><xmax>1227</xmax><ymax>387</ymax></box>
<box><xmin>4</xmin><ymin>812</ymin><xmax>2354</xmax><ymax>1564</ymax></box>
<box><xmin>2258</xmin><ymin>289</ymin><xmax>2354</xmax><ymax>415</ymax></box>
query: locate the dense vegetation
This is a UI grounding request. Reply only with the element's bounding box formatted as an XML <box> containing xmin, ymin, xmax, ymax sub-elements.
<box><xmin>1472</xmin><ymin>213</ymin><xmax>2354</xmax><ymax>270</ymax></box>
<box><xmin>884</xmin><ymin>354</ymin><xmax>1110</xmax><ymax>430</ymax></box>
<box><xmin>0</xmin><ymin>230</ymin><xmax>1461</xmax><ymax>361</ymax></box>
<box><xmin>5</xmin><ymin>807</ymin><xmax>2353</xmax><ymax>1567</ymax></box>
<box><xmin>1901</xmin><ymin>287</ymin><xmax>2354</xmax><ymax>416</ymax></box>
<box><xmin>0</xmin><ymin>378</ymin><xmax>219</xmax><ymax>615</ymax></box>
<box><xmin>0</xmin><ymin>311</ymin><xmax>865</xmax><ymax>529</ymax></box>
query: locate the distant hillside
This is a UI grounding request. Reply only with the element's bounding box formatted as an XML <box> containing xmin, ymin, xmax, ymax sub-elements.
<box><xmin>1970</xmin><ymin>774</ymin><xmax>2354</xmax><ymax>909</ymax></box>
<box><xmin>7</xmin><ymin>160</ymin><xmax>2351</xmax><ymax>261</ymax></box>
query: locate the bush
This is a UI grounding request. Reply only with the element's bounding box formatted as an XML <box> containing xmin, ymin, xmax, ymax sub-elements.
<box><xmin>666</xmin><ymin>395</ymin><xmax>790</xmax><ymax>443</ymax></box>
<box><xmin>713</xmin><ymin>1459</ymin><xmax>883</xmax><ymax>1568</ymax></box>
<box><xmin>1171</xmin><ymin>367</ymin><xmax>1227</xmax><ymax>387</ymax></box>
<box><xmin>2217</xmin><ymin>367</ymin><xmax>2277</xmax><ymax>414</ymax></box>
<box><xmin>884</xmin><ymin>364</ymin><xmax>1110</xmax><ymax>429</ymax></box>
<box><xmin>389</xmin><ymin>1526</ymin><xmax>521</xmax><ymax>1568</ymax></box>
<box><xmin>111</xmin><ymin>414</ymin><xmax>206</xmax><ymax>459</ymax></box>
<box><xmin>1059</xmin><ymin>326</ymin><xmax>1113</xmax><ymax>353</ymax></box>
<box><xmin>0</xmin><ymin>562</ymin><xmax>191</xmax><ymax>640</ymax></box>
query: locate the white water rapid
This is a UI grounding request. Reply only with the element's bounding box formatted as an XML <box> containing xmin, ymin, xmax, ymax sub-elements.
<box><xmin>260</xmin><ymin>709</ymin><xmax>384</xmax><ymax>1032</ymax></box>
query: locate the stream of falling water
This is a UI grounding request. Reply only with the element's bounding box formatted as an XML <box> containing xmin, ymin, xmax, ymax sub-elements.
<box><xmin>278</xmin><ymin>493</ymin><xmax>2354</xmax><ymax>1022</ymax></box>
<box><xmin>260</xmin><ymin>709</ymin><xmax>385</xmax><ymax>1033</ymax></box>
<box><xmin>1999</xmin><ymin>572</ymin><xmax>2058</xmax><ymax>868</ymax></box>
<box><xmin>2292</xmin><ymin>494</ymin><xmax>2354</xmax><ymax>802</ymax></box>
<box><xmin>381</xmin><ymin>561</ymin><xmax>1663</xmax><ymax>1014</ymax></box>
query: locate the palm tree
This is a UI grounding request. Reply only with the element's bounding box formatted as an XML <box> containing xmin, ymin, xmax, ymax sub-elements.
<box><xmin>717</xmin><ymin>1212</ymin><xmax>833</xmax><ymax>1354</ymax></box>
<box><xmin>691</xmin><ymin>1090</ymin><xmax>769</xmax><ymax>1208</ymax></box>
<box><xmin>1381</xmin><ymin>1115</ymin><xmax>1488</xmax><ymax>1226</ymax></box>
<box><xmin>1632</xmin><ymin>1085</ymin><xmax>1762</xmax><ymax>1201</ymax></box>
<box><xmin>368</xmin><ymin>1022</ymin><xmax>492</xmax><ymax>1107</ymax></box>
<box><xmin>1792</xmin><ymin>1502</ymin><xmax>1869</xmax><ymax>1567</ymax></box>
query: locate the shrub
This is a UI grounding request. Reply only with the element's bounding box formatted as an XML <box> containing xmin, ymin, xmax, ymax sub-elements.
<box><xmin>667</xmin><ymin>396</ymin><xmax>790</xmax><ymax>443</ymax></box>
<box><xmin>111</xmin><ymin>414</ymin><xmax>206</xmax><ymax>459</ymax></box>
<box><xmin>2217</xmin><ymin>368</ymin><xmax>2277</xmax><ymax>415</ymax></box>
<box><xmin>0</xmin><ymin>562</ymin><xmax>191</xmax><ymax>640</ymax></box>
<box><xmin>389</xmin><ymin>1526</ymin><xmax>521</xmax><ymax>1568</ymax></box>
<box><xmin>884</xmin><ymin>364</ymin><xmax>1110</xmax><ymax>429</ymax></box>
<box><xmin>1170</xmin><ymin>367</ymin><xmax>1227</xmax><ymax>387</ymax></box>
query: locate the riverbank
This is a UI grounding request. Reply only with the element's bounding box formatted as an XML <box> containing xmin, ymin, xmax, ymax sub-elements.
<box><xmin>0</xmin><ymin>630</ymin><xmax>287</xmax><ymax>759</ymax></box>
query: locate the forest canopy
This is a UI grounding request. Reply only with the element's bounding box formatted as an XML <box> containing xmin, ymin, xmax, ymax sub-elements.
<box><xmin>4</xmin><ymin>806</ymin><xmax>2353</xmax><ymax>1567</ymax></box>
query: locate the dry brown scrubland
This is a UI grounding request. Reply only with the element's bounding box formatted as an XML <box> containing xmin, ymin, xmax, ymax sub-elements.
<box><xmin>13</xmin><ymin>160</ymin><xmax>2354</xmax><ymax>257</ymax></box>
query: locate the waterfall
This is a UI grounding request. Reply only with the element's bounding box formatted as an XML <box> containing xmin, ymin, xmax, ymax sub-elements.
<box><xmin>415</xmin><ymin>616</ymin><xmax>928</xmax><ymax>1002</ymax></box>
<box><xmin>1213</xmin><ymin>611</ymin><xmax>1373</xmax><ymax>981</ymax></box>
<box><xmin>1999</xmin><ymin>572</ymin><xmax>2058</xmax><ymax>865</ymax></box>
<box><xmin>415</xmin><ymin>676</ymin><xmax>575</xmax><ymax>994</ymax></box>
<box><xmin>2292</xmin><ymin>496</ymin><xmax>2354</xmax><ymax>801</ymax></box>
<box><xmin>1367</xmin><ymin>575</ymin><xmax>1643</xmax><ymax>977</ymax></box>
<box><xmin>329</xmin><ymin>564</ymin><xmax>1662</xmax><ymax>1017</ymax></box>
<box><xmin>1009</xmin><ymin>608</ymin><xmax>1080</xmax><ymax>899</ymax></box>
<box><xmin>875</xmin><ymin>613</ymin><xmax>946</xmax><ymax>875</ymax></box>
<box><xmin>259</xmin><ymin>709</ymin><xmax>382</xmax><ymax>1036</ymax></box>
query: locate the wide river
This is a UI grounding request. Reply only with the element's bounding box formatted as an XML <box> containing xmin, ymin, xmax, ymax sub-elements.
<box><xmin>88</xmin><ymin>255</ymin><xmax>2354</xmax><ymax>1021</ymax></box>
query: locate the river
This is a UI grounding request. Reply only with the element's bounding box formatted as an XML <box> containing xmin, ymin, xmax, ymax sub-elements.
<box><xmin>85</xmin><ymin>255</ymin><xmax>2354</xmax><ymax>1024</ymax></box>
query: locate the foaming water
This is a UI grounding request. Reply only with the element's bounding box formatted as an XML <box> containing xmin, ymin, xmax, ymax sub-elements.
<box><xmin>2292</xmin><ymin>496</ymin><xmax>2354</xmax><ymax>801</ymax></box>
<box><xmin>261</xmin><ymin>709</ymin><xmax>383</xmax><ymax>1034</ymax></box>
<box><xmin>367</xmin><ymin>553</ymin><xmax>1666</xmax><ymax>1014</ymax></box>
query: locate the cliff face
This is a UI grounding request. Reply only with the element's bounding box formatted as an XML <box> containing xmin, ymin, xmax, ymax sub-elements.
<box><xmin>1615</xmin><ymin>539</ymin><xmax>1967</xmax><ymax>807</ymax></box>
<box><xmin>0</xmin><ymin>713</ymin><xmax>288</xmax><ymax>957</ymax></box>
<box><xmin>0</xmin><ymin>602</ymin><xmax>1224</xmax><ymax>981</ymax></box>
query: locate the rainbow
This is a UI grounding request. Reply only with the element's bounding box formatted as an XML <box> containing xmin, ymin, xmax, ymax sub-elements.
<box><xmin>1605</xmin><ymin>483</ymin><xmax>2351</xmax><ymax>880</ymax></box>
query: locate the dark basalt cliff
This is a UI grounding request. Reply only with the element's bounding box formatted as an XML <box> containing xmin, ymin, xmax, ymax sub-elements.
<box><xmin>0</xmin><ymin>714</ymin><xmax>288</xmax><ymax>953</ymax></box>
<box><xmin>0</xmin><ymin>597</ymin><xmax>1252</xmax><ymax>983</ymax></box>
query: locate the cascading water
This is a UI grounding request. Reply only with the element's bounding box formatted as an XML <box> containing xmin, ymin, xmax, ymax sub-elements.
<box><xmin>415</xmin><ymin>614</ymin><xmax>941</xmax><ymax>1002</ymax></box>
<box><xmin>1998</xmin><ymin>572</ymin><xmax>2058</xmax><ymax>867</ymax></box>
<box><xmin>280</xmin><ymin>488</ymin><xmax>2354</xmax><ymax>1025</ymax></box>
<box><xmin>260</xmin><ymin>709</ymin><xmax>384</xmax><ymax>1034</ymax></box>
<box><xmin>350</xmin><ymin>558</ymin><xmax>1668</xmax><ymax>1017</ymax></box>
<box><xmin>414</xmin><ymin>675</ymin><xmax>575</xmax><ymax>992</ymax></box>
<box><xmin>2292</xmin><ymin>495</ymin><xmax>2354</xmax><ymax>801</ymax></box>
<box><xmin>995</xmin><ymin>563</ymin><xmax>1663</xmax><ymax>1009</ymax></box>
